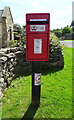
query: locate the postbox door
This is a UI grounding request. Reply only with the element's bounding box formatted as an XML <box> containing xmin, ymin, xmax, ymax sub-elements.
<box><xmin>26</xmin><ymin>33</ymin><xmax>49</xmax><ymax>61</ymax></box>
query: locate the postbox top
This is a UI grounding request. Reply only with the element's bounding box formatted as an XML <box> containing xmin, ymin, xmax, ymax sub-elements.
<box><xmin>26</xmin><ymin>13</ymin><xmax>50</xmax><ymax>15</ymax></box>
<box><xmin>26</xmin><ymin>13</ymin><xmax>50</xmax><ymax>22</ymax></box>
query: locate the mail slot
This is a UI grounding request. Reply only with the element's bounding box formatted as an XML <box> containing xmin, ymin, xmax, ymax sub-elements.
<box><xmin>26</xmin><ymin>13</ymin><xmax>50</xmax><ymax>61</ymax></box>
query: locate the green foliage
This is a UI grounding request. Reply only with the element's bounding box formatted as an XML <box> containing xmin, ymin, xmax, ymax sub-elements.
<box><xmin>71</xmin><ymin>20</ymin><xmax>74</xmax><ymax>26</ymax></box>
<box><xmin>51</xmin><ymin>28</ymin><xmax>62</xmax><ymax>38</ymax></box>
<box><xmin>2</xmin><ymin>47</ymin><xmax>73</xmax><ymax>119</ymax></box>
<box><xmin>14</xmin><ymin>24</ymin><xmax>21</xmax><ymax>29</ymax></box>
<box><xmin>7</xmin><ymin>40</ymin><xmax>20</xmax><ymax>47</ymax></box>
<box><xmin>71</xmin><ymin>20</ymin><xmax>74</xmax><ymax>32</ymax></box>
<box><xmin>13</xmin><ymin>32</ymin><xmax>18</xmax><ymax>34</ymax></box>
<box><xmin>51</xmin><ymin>23</ymin><xmax>73</xmax><ymax>38</ymax></box>
<box><xmin>62</xmin><ymin>26</ymin><xmax>72</xmax><ymax>35</ymax></box>
<box><xmin>14</xmin><ymin>24</ymin><xmax>21</xmax><ymax>35</ymax></box>
<box><xmin>42</xmin><ymin>32</ymin><xmax>64</xmax><ymax>70</ymax></box>
<box><xmin>50</xmin><ymin>32</ymin><xmax>60</xmax><ymax>46</ymax></box>
<box><xmin>64</xmin><ymin>39</ymin><xmax>74</xmax><ymax>41</ymax></box>
<box><xmin>22</xmin><ymin>25</ymin><xmax>26</xmax><ymax>29</ymax></box>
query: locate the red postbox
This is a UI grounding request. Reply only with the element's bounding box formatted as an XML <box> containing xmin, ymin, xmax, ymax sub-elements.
<box><xmin>26</xmin><ymin>13</ymin><xmax>50</xmax><ymax>61</ymax></box>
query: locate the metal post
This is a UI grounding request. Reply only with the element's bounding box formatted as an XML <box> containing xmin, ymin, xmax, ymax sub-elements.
<box><xmin>32</xmin><ymin>61</ymin><xmax>41</xmax><ymax>106</ymax></box>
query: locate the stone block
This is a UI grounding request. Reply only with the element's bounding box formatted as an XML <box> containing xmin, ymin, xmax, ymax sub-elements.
<box><xmin>2</xmin><ymin>70</ymin><xmax>6</xmax><ymax>75</ymax></box>
<box><xmin>0</xmin><ymin>56</ymin><xmax>7</xmax><ymax>62</ymax></box>
<box><xmin>7</xmin><ymin>77</ymin><xmax>12</xmax><ymax>86</ymax></box>
<box><xmin>0</xmin><ymin>78</ymin><xmax>4</xmax><ymax>84</ymax></box>
<box><xmin>12</xmin><ymin>61</ymin><xmax>17</xmax><ymax>66</ymax></box>
<box><xmin>6</xmin><ymin>53</ymin><xmax>15</xmax><ymax>59</ymax></box>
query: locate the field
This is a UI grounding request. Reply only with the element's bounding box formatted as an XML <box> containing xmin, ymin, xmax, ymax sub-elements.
<box><xmin>61</xmin><ymin>39</ymin><xmax>74</xmax><ymax>41</ymax></box>
<box><xmin>2</xmin><ymin>46</ymin><xmax>73</xmax><ymax>119</ymax></box>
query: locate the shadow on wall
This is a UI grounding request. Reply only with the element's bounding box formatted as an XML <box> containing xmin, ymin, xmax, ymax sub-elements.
<box><xmin>14</xmin><ymin>46</ymin><xmax>64</xmax><ymax>78</ymax></box>
<box><xmin>14</xmin><ymin>60</ymin><xmax>64</xmax><ymax>79</ymax></box>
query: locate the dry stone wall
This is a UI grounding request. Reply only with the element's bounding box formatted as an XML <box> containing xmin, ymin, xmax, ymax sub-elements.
<box><xmin>0</xmin><ymin>45</ymin><xmax>64</xmax><ymax>92</ymax></box>
<box><xmin>0</xmin><ymin>47</ymin><xmax>26</xmax><ymax>91</ymax></box>
<box><xmin>0</xmin><ymin>23</ymin><xmax>2</xmax><ymax>48</ymax></box>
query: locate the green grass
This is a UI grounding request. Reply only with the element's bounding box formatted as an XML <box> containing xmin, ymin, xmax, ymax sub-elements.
<box><xmin>61</xmin><ymin>39</ymin><xmax>74</xmax><ymax>41</ymax></box>
<box><xmin>2</xmin><ymin>46</ymin><xmax>73</xmax><ymax>119</ymax></box>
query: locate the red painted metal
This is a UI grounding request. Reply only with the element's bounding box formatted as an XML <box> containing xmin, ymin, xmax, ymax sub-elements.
<box><xmin>26</xmin><ymin>13</ymin><xmax>50</xmax><ymax>61</ymax></box>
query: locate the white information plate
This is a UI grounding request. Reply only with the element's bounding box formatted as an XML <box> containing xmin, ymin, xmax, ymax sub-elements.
<box><xmin>34</xmin><ymin>73</ymin><xmax>41</xmax><ymax>86</ymax></box>
<box><xmin>34</xmin><ymin>39</ymin><xmax>42</xmax><ymax>54</ymax></box>
<box><xmin>30</xmin><ymin>25</ymin><xmax>45</xmax><ymax>31</ymax></box>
